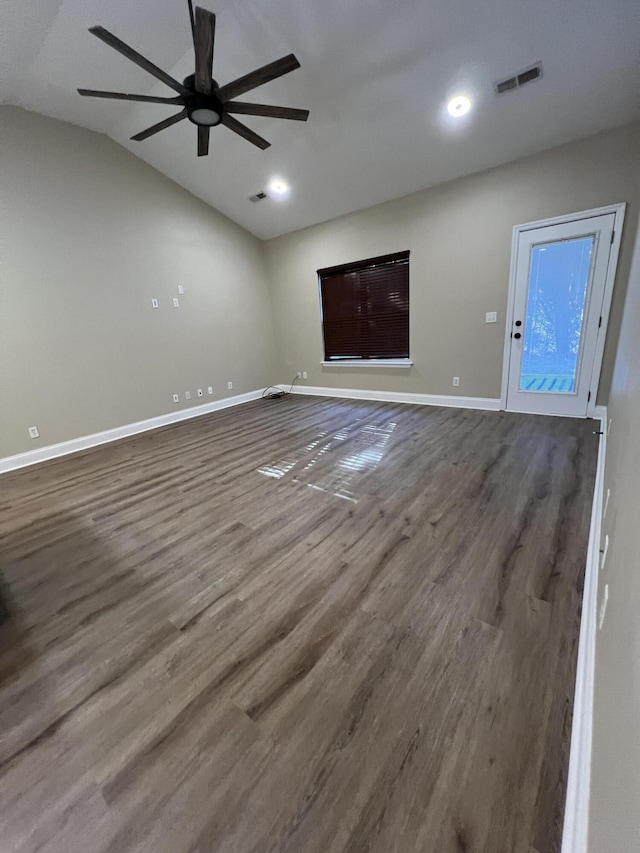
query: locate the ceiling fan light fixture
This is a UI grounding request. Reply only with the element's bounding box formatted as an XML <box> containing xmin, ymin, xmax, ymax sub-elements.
<box><xmin>188</xmin><ymin>106</ymin><xmax>221</xmax><ymax>126</ymax></box>
<box><xmin>447</xmin><ymin>94</ymin><xmax>472</xmax><ymax>117</ymax></box>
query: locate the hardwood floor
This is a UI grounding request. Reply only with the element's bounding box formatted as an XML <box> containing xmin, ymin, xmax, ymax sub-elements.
<box><xmin>0</xmin><ymin>396</ymin><xmax>597</xmax><ymax>853</ymax></box>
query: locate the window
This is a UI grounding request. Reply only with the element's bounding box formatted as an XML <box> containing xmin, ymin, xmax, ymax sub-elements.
<box><xmin>318</xmin><ymin>251</ymin><xmax>410</xmax><ymax>362</ymax></box>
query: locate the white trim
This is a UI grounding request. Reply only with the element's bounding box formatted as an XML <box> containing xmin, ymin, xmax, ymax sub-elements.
<box><xmin>320</xmin><ymin>359</ymin><xmax>413</xmax><ymax>368</ymax></box>
<box><xmin>500</xmin><ymin>203</ymin><xmax>626</xmax><ymax>415</ymax></box>
<box><xmin>561</xmin><ymin>405</ymin><xmax>607</xmax><ymax>853</ymax></box>
<box><xmin>0</xmin><ymin>390</ymin><xmax>263</xmax><ymax>474</ymax></box>
<box><xmin>280</xmin><ymin>384</ymin><xmax>500</xmax><ymax>410</ymax></box>
<box><xmin>586</xmin><ymin>209</ymin><xmax>626</xmax><ymax>417</ymax></box>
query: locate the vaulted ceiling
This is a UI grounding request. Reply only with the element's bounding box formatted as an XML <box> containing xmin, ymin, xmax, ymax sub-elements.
<box><xmin>2</xmin><ymin>0</ymin><xmax>639</xmax><ymax>239</ymax></box>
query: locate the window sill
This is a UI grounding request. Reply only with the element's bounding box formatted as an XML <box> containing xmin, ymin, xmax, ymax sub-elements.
<box><xmin>321</xmin><ymin>359</ymin><xmax>413</xmax><ymax>368</ymax></box>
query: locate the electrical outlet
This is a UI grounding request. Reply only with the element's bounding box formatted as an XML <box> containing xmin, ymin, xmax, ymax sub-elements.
<box><xmin>227</xmin><ymin>381</ymin><xmax>233</xmax><ymax>390</ymax></box>
<box><xmin>185</xmin><ymin>391</ymin><xmax>191</xmax><ymax>400</ymax></box>
<box><xmin>296</xmin><ymin>372</ymin><xmax>302</xmax><ymax>379</ymax></box>
<box><xmin>173</xmin><ymin>298</ymin><xmax>180</xmax><ymax>308</ymax></box>
<box><xmin>178</xmin><ymin>285</ymin><xmax>184</xmax><ymax>295</ymax></box>
<box><xmin>600</xmin><ymin>533</ymin><xmax>610</xmax><ymax>570</ymax></box>
<box><xmin>599</xmin><ymin>584</ymin><xmax>609</xmax><ymax>630</ymax></box>
<box><xmin>453</xmin><ymin>376</ymin><xmax>460</xmax><ymax>387</ymax></box>
<box><xmin>151</xmin><ymin>298</ymin><xmax>159</xmax><ymax>309</ymax></box>
<box><xmin>207</xmin><ymin>386</ymin><xmax>213</xmax><ymax>395</ymax></box>
<box><xmin>197</xmin><ymin>388</ymin><xmax>203</xmax><ymax>397</ymax></box>
<box><xmin>485</xmin><ymin>311</ymin><xmax>497</xmax><ymax>324</ymax></box>
<box><xmin>302</xmin><ymin>371</ymin><xmax>308</xmax><ymax>380</ymax></box>
<box><xmin>28</xmin><ymin>426</ymin><xmax>40</xmax><ymax>439</ymax></box>
<box><xmin>172</xmin><ymin>394</ymin><xmax>179</xmax><ymax>403</ymax></box>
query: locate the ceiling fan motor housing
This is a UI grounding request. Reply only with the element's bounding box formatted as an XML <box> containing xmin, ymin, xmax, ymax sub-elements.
<box><xmin>183</xmin><ymin>74</ymin><xmax>223</xmax><ymax>125</ymax></box>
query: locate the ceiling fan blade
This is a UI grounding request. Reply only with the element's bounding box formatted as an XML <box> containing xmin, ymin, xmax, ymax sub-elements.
<box><xmin>222</xmin><ymin>114</ymin><xmax>270</xmax><ymax>149</ymax></box>
<box><xmin>131</xmin><ymin>108</ymin><xmax>188</xmax><ymax>141</ymax></box>
<box><xmin>78</xmin><ymin>88</ymin><xmax>184</xmax><ymax>104</ymax></box>
<box><xmin>198</xmin><ymin>126</ymin><xmax>210</xmax><ymax>156</ymax></box>
<box><xmin>194</xmin><ymin>7</ymin><xmax>215</xmax><ymax>95</ymax></box>
<box><xmin>187</xmin><ymin>0</ymin><xmax>196</xmax><ymax>44</ymax></box>
<box><xmin>89</xmin><ymin>26</ymin><xmax>188</xmax><ymax>96</ymax></box>
<box><xmin>225</xmin><ymin>101</ymin><xmax>308</xmax><ymax>121</ymax></box>
<box><xmin>218</xmin><ymin>54</ymin><xmax>300</xmax><ymax>102</ymax></box>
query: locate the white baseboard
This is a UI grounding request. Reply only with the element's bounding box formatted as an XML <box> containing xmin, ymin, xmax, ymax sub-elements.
<box><xmin>561</xmin><ymin>406</ymin><xmax>607</xmax><ymax>853</ymax></box>
<box><xmin>0</xmin><ymin>390</ymin><xmax>263</xmax><ymax>474</ymax></box>
<box><xmin>280</xmin><ymin>384</ymin><xmax>501</xmax><ymax>411</ymax></box>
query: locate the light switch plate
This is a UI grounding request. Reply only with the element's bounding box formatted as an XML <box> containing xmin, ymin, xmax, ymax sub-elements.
<box><xmin>485</xmin><ymin>311</ymin><xmax>497</xmax><ymax>324</ymax></box>
<box><xmin>173</xmin><ymin>298</ymin><xmax>180</xmax><ymax>308</ymax></box>
<box><xmin>177</xmin><ymin>285</ymin><xmax>184</xmax><ymax>295</ymax></box>
<box><xmin>151</xmin><ymin>298</ymin><xmax>159</xmax><ymax>309</ymax></box>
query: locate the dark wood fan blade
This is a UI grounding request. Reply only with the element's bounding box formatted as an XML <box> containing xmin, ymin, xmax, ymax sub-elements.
<box><xmin>225</xmin><ymin>101</ymin><xmax>308</xmax><ymax>121</ymax></box>
<box><xmin>222</xmin><ymin>114</ymin><xmax>270</xmax><ymax>149</ymax></box>
<box><xmin>78</xmin><ymin>88</ymin><xmax>184</xmax><ymax>104</ymax></box>
<box><xmin>89</xmin><ymin>26</ymin><xmax>188</xmax><ymax>95</ymax></box>
<box><xmin>198</xmin><ymin>126</ymin><xmax>210</xmax><ymax>156</ymax></box>
<box><xmin>131</xmin><ymin>108</ymin><xmax>188</xmax><ymax>141</ymax></box>
<box><xmin>218</xmin><ymin>54</ymin><xmax>300</xmax><ymax>102</ymax></box>
<box><xmin>194</xmin><ymin>7</ymin><xmax>215</xmax><ymax>95</ymax></box>
<box><xmin>187</xmin><ymin>0</ymin><xmax>196</xmax><ymax>44</ymax></box>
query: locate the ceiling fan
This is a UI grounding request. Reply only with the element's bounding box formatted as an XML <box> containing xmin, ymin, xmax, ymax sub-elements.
<box><xmin>78</xmin><ymin>1</ymin><xmax>309</xmax><ymax>156</ymax></box>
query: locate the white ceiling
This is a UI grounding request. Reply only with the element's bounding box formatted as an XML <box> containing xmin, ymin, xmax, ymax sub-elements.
<box><xmin>2</xmin><ymin>0</ymin><xmax>639</xmax><ymax>239</ymax></box>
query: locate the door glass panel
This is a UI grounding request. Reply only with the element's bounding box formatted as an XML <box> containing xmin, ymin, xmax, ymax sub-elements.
<box><xmin>519</xmin><ymin>236</ymin><xmax>595</xmax><ymax>393</ymax></box>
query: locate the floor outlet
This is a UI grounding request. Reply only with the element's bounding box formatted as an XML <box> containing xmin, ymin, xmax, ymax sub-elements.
<box><xmin>28</xmin><ymin>426</ymin><xmax>40</xmax><ymax>439</ymax></box>
<box><xmin>185</xmin><ymin>391</ymin><xmax>191</xmax><ymax>400</ymax></box>
<box><xmin>172</xmin><ymin>394</ymin><xmax>179</xmax><ymax>403</ymax></box>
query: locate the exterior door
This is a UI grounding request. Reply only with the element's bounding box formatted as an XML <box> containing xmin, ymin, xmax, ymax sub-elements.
<box><xmin>505</xmin><ymin>212</ymin><xmax>615</xmax><ymax>417</ymax></box>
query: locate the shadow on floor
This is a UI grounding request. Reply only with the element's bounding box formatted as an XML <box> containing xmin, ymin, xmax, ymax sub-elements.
<box><xmin>0</xmin><ymin>574</ymin><xmax>33</xmax><ymax>687</ymax></box>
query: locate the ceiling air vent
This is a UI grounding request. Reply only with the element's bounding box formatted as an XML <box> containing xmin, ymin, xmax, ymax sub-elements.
<box><xmin>495</xmin><ymin>62</ymin><xmax>543</xmax><ymax>95</ymax></box>
<box><xmin>249</xmin><ymin>191</ymin><xmax>268</xmax><ymax>203</ymax></box>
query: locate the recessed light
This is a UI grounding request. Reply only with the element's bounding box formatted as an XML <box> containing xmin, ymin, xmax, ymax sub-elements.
<box><xmin>267</xmin><ymin>177</ymin><xmax>291</xmax><ymax>200</ymax></box>
<box><xmin>447</xmin><ymin>95</ymin><xmax>472</xmax><ymax>117</ymax></box>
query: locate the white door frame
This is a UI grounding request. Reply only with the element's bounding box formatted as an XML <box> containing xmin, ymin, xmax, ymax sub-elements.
<box><xmin>500</xmin><ymin>203</ymin><xmax>626</xmax><ymax>417</ymax></box>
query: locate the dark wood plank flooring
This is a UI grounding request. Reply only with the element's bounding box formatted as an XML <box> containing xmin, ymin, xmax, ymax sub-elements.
<box><xmin>0</xmin><ymin>396</ymin><xmax>597</xmax><ymax>852</ymax></box>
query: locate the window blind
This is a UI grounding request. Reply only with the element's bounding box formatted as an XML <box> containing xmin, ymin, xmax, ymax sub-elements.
<box><xmin>318</xmin><ymin>251</ymin><xmax>409</xmax><ymax>360</ymax></box>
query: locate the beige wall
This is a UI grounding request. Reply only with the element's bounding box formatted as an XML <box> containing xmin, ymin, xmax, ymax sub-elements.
<box><xmin>2</xmin><ymin>111</ymin><xmax>639</xmax><ymax>464</ymax></box>
<box><xmin>589</xmin><ymin>221</ymin><xmax>640</xmax><ymax>851</ymax></box>
<box><xmin>263</xmin><ymin>121</ymin><xmax>640</xmax><ymax>401</ymax></box>
<box><xmin>0</xmin><ymin>107</ymin><xmax>277</xmax><ymax>458</ymax></box>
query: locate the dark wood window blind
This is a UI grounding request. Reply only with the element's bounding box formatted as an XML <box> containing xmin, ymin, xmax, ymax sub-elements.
<box><xmin>318</xmin><ymin>250</ymin><xmax>410</xmax><ymax>360</ymax></box>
